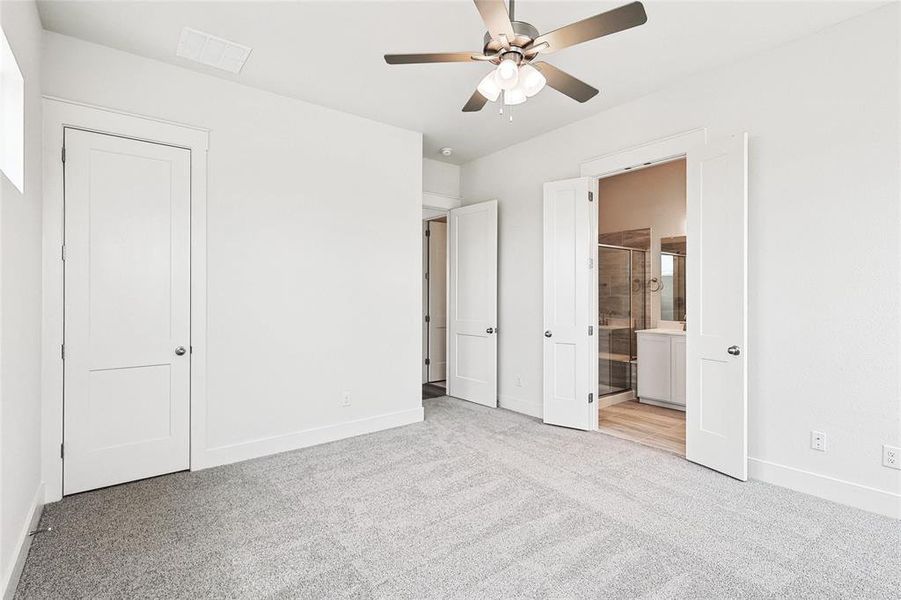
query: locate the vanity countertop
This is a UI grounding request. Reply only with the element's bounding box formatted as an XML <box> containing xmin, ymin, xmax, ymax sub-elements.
<box><xmin>636</xmin><ymin>328</ymin><xmax>686</xmax><ymax>336</ymax></box>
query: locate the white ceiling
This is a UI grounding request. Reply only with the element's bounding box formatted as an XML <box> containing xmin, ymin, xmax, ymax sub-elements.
<box><xmin>37</xmin><ymin>1</ymin><xmax>882</xmax><ymax>164</ymax></box>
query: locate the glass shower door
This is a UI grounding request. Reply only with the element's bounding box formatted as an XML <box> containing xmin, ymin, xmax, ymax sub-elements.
<box><xmin>598</xmin><ymin>246</ymin><xmax>632</xmax><ymax>396</ymax></box>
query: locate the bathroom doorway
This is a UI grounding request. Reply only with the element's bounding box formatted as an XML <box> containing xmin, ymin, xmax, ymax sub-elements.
<box><xmin>596</xmin><ymin>159</ymin><xmax>687</xmax><ymax>456</ymax></box>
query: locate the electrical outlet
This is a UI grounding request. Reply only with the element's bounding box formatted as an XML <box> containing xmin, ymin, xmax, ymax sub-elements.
<box><xmin>811</xmin><ymin>431</ymin><xmax>826</xmax><ymax>452</ymax></box>
<box><xmin>341</xmin><ymin>391</ymin><xmax>351</xmax><ymax>407</ymax></box>
<box><xmin>515</xmin><ymin>375</ymin><xmax>523</xmax><ymax>387</ymax></box>
<box><xmin>883</xmin><ymin>445</ymin><xmax>900</xmax><ymax>470</ymax></box>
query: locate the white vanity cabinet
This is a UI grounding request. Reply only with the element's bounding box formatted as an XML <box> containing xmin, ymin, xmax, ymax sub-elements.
<box><xmin>636</xmin><ymin>329</ymin><xmax>686</xmax><ymax>410</ymax></box>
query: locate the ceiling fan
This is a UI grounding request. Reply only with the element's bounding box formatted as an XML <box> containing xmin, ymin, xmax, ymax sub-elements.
<box><xmin>384</xmin><ymin>0</ymin><xmax>647</xmax><ymax>112</ymax></box>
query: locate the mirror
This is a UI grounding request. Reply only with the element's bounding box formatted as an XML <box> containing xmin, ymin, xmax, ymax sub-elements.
<box><xmin>660</xmin><ymin>236</ymin><xmax>686</xmax><ymax>322</ymax></box>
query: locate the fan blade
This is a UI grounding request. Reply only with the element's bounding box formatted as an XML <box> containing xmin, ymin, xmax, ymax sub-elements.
<box><xmin>462</xmin><ymin>90</ymin><xmax>489</xmax><ymax>112</ymax></box>
<box><xmin>473</xmin><ymin>0</ymin><xmax>516</xmax><ymax>42</ymax></box>
<box><xmin>533</xmin><ymin>1</ymin><xmax>647</xmax><ymax>54</ymax></box>
<box><xmin>533</xmin><ymin>62</ymin><xmax>599</xmax><ymax>103</ymax></box>
<box><xmin>384</xmin><ymin>52</ymin><xmax>480</xmax><ymax>65</ymax></box>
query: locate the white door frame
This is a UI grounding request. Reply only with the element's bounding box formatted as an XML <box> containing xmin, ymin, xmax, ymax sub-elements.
<box><xmin>582</xmin><ymin>129</ymin><xmax>750</xmax><ymax>480</ymax></box>
<box><xmin>580</xmin><ymin>128</ymin><xmax>706</xmax><ymax>431</ymax></box>
<box><xmin>422</xmin><ymin>209</ymin><xmax>449</xmax><ymax>384</ymax></box>
<box><xmin>41</xmin><ymin>97</ymin><xmax>209</xmax><ymax>502</ymax></box>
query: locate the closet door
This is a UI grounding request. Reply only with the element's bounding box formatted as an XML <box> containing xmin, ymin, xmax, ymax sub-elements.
<box><xmin>63</xmin><ymin>128</ymin><xmax>191</xmax><ymax>494</ymax></box>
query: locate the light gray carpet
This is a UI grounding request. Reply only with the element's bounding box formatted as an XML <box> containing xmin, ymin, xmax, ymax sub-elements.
<box><xmin>16</xmin><ymin>397</ymin><xmax>901</xmax><ymax>599</ymax></box>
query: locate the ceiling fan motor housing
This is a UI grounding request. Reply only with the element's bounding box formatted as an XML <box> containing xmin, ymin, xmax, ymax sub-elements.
<box><xmin>482</xmin><ymin>20</ymin><xmax>540</xmax><ymax>63</ymax></box>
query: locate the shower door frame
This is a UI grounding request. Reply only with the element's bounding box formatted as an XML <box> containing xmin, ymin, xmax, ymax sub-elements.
<box><xmin>597</xmin><ymin>243</ymin><xmax>647</xmax><ymax>403</ymax></box>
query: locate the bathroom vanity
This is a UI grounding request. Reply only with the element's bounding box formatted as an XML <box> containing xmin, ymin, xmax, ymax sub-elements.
<box><xmin>636</xmin><ymin>328</ymin><xmax>686</xmax><ymax>410</ymax></box>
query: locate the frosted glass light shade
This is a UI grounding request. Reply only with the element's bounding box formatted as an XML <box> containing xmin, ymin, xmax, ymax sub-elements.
<box><xmin>495</xmin><ymin>58</ymin><xmax>519</xmax><ymax>90</ymax></box>
<box><xmin>504</xmin><ymin>87</ymin><xmax>526</xmax><ymax>106</ymax></box>
<box><xmin>477</xmin><ymin>71</ymin><xmax>501</xmax><ymax>102</ymax></box>
<box><xmin>519</xmin><ymin>64</ymin><xmax>547</xmax><ymax>97</ymax></box>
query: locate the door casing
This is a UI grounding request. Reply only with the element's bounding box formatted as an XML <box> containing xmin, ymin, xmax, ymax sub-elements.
<box><xmin>41</xmin><ymin>97</ymin><xmax>209</xmax><ymax>502</ymax></box>
<box><xmin>578</xmin><ymin>128</ymin><xmax>749</xmax><ymax>480</ymax></box>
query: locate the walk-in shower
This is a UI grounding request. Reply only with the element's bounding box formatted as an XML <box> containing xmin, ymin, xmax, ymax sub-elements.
<box><xmin>598</xmin><ymin>243</ymin><xmax>647</xmax><ymax>397</ymax></box>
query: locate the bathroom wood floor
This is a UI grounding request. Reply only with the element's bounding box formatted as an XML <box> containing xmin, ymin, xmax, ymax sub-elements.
<box><xmin>598</xmin><ymin>400</ymin><xmax>686</xmax><ymax>456</ymax></box>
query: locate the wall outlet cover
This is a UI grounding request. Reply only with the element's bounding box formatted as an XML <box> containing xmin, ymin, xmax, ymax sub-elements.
<box><xmin>811</xmin><ymin>431</ymin><xmax>826</xmax><ymax>452</ymax></box>
<box><xmin>883</xmin><ymin>445</ymin><xmax>900</xmax><ymax>470</ymax></box>
<box><xmin>341</xmin><ymin>391</ymin><xmax>351</xmax><ymax>407</ymax></box>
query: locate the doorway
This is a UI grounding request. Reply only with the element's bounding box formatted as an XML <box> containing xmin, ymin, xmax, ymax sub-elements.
<box><xmin>62</xmin><ymin>128</ymin><xmax>191</xmax><ymax>494</ymax></box>
<box><xmin>595</xmin><ymin>159</ymin><xmax>687</xmax><ymax>456</ymax></box>
<box><xmin>422</xmin><ymin>200</ymin><xmax>499</xmax><ymax>407</ymax></box>
<box><xmin>541</xmin><ymin>130</ymin><xmax>748</xmax><ymax>480</ymax></box>
<box><xmin>422</xmin><ymin>216</ymin><xmax>448</xmax><ymax>399</ymax></box>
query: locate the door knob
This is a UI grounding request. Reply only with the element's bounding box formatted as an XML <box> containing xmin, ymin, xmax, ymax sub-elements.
<box><xmin>175</xmin><ymin>346</ymin><xmax>187</xmax><ymax>356</ymax></box>
<box><xmin>727</xmin><ymin>345</ymin><xmax>741</xmax><ymax>356</ymax></box>
<box><xmin>544</xmin><ymin>330</ymin><xmax>553</xmax><ymax>338</ymax></box>
<box><xmin>486</xmin><ymin>327</ymin><xmax>495</xmax><ymax>334</ymax></box>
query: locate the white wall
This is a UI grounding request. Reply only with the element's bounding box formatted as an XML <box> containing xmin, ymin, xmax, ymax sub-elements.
<box><xmin>41</xmin><ymin>32</ymin><xmax>423</xmax><ymax>476</ymax></box>
<box><xmin>462</xmin><ymin>6</ymin><xmax>900</xmax><ymax>515</ymax></box>
<box><xmin>422</xmin><ymin>158</ymin><xmax>460</xmax><ymax>198</ymax></box>
<box><xmin>0</xmin><ymin>0</ymin><xmax>43</xmax><ymax>594</ymax></box>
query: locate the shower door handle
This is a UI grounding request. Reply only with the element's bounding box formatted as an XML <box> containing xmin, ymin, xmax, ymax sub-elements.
<box><xmin>544</xmin><ymin>330</ymin><xmax>552</xmax><ymax>338</ymax></box>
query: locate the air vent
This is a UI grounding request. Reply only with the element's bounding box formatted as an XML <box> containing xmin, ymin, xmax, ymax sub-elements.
<box><xmin>176</xmin><ymin>27</ymin><xmax>252</xmax><ymax>74</ymax></box>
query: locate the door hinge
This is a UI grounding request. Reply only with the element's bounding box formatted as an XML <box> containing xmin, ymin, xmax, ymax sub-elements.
<box><xmin>60</xmin><ymin>443</ymin><xmax>64</xmax><ymax>459</ymax></box>
<box><xmin>588</xmin><ymin>191</ymin><xmax>594</xmax><ymax>202</ymax></box>
<box><xmin>425</xmin><ymin>272</ymin><xmax>429</xmax><ymax>280</ymax></box>
<box><xmin>424</xmin><ymin>358</ymin><xmax>431</xmax><ymax>366</ymax></box>
<box><xmin>61</xmin><ymin>344</ymin><xmax>65</xmax><ymax>360</ymax></box>
<box><xmin>425</xmin><ymin>314</ymin><xmax>430</xmax><ymax>323</ymax></box>
<box><xmin>425</xmin><ymin>228</ymin><xmax>431</xmax><ymax>237</ymax></box>
<box><xmin>588</xmin><ymin>325</ymin><xmax>594</xmax><ymax>336</ymax></box>
<box><xmin>61</xmin><ymin>244</ymin><xmax>66</xmax><ymax>261</ymax></box>
<box><xmin>588</xmin><ymin>392</ymin><xmax>594</xmax><ymax>404</ymax></box>
<box><xmin>61</xmin><ymin>146</ymin><xmax>66</xmax><ymax>164</ymax></box>
<box><xmin>588</xmin><ymin>257</ymin><xmax>594</xmax><ymax>269</ymax></box>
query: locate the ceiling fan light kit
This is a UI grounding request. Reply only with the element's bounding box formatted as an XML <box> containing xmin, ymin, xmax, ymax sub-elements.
<box><xmin>384</xmin><ymin>0</ymin><xmax>648</xmax><ymax>116</ymax></box>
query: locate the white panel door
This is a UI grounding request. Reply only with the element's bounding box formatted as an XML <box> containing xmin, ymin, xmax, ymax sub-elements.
<box><xmin>685</xmin><ymin>133</ymin><xmax>748</xmax><ymax>480</ymax></box>
<box><xmin>64</xmin><ymin>128</ymin><xmax>191</xmax><ymax>494</ymax></box>
<box><xmin>427</xmin><ymin>221</ymin><xmax>448</xmax><ymax>382</ymax></box>
<box><xmin>447</xmin><ymin>200</ymin><xmax>497</xmax><ymax>407</ymax></box>
<box><xmin>542</xmin><ymin>178</ymin><xmax>597</xmax><ymax>430</ymax></box>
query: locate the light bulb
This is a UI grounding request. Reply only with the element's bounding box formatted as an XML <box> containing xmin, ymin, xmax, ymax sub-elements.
<box><xmin>519</xmin><ymin>64</ymin><xmax>546</xmax><ymax>97</ymax></box>
<box><xmin>495</xmin><ymin>58</ymin><xmax>519</xmax><ymax>90</ymax></box>
<box><xmin>476</xmin><ymin>71</ymin><xmax>501</xmax><ymax>102</ymax></box>
<box><xmin>504</xmin><ymin>87</ymin><xmax>526</xmax><ymax>106</ymax></box>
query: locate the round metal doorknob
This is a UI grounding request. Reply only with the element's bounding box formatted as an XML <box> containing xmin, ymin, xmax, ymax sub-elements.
<box><xmin>544</xmin><ymin>330</ymin><xmax>553</xmax><ymax>338</ymax></box>
<box><xmin>486</xmin><ymin>327</ymin><xmax>494</xmax><ymax>334</ymax></box>
<box><xmin>175</xmin><ymin>346</ymin><xmax>187</xmax><ymax>356</ymax></box>
<box><xmin>727</xmin><ymin>345</ymin><xmax>741</xmax><ymax>356</ymax></box>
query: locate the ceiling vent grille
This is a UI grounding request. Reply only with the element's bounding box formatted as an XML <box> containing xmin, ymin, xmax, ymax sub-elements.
<box><xmin>176</xmin><ymin>27</ymin><xmax>252</xmax><ymax>74</ymax></box>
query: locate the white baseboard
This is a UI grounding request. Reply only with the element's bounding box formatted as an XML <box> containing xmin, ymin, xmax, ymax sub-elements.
<box><xmin>499</xmin><ymin>394</ymin><xmax>541</xmax><ymax>419</ymax></box>
<box><xmin>194</xmin><ymin>407</ymin><xmax>424</xmax><ymax>470</ymax></box>
<box><xmin>599</xmin><ymin>390</ymin><xmax>634</xmax><ymax>408</ymax></box>
<box><xmin>749</xmin><ymin>458</ymin><xmax>900</xmax><ymax>519</ymax></box>
<box><xmin>2</xmin><ymin>483</ymin><xmax>44</xmax><ymax>600</ymax></box>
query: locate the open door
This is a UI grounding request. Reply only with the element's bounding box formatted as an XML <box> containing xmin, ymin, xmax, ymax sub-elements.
<box><xmin>447</xmin><ymin>200</ymin><xmax>497</xmax><ymax>407</ymax></box>
<box><xmin>685</xmin><ymin>133</ymin><xmax>749</xmax><ymax>480</ymax></box>
<box><xmin>542</xmin><ymin>178</ymin><xmax>597</xmax><ymax>430</ymax></box>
